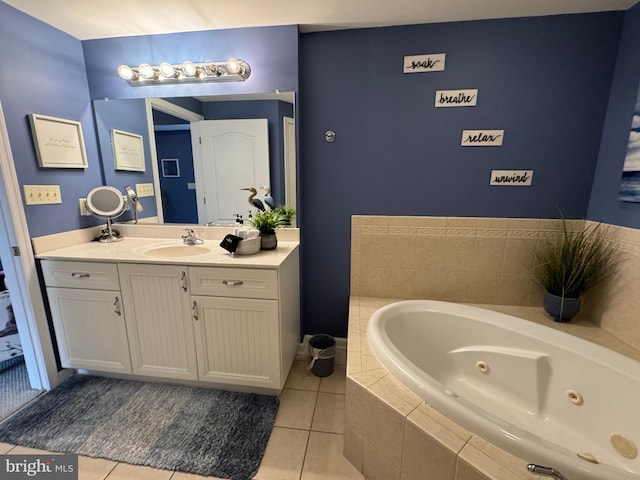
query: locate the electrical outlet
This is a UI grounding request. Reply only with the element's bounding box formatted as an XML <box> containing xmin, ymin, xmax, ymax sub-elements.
<box><xmin>136</xmin><ymin>183</ymin><xmax>154</xmax><ymax>197</ymax></box>
<box><xmin>24</xmin><ymin>185</ymin><xmax>62</xmax><ymax>205</ymax></box>
<box><xmin>79</xmin><ymin>198</ymin><xmax>90</xmax><ymax>216</ymax></box>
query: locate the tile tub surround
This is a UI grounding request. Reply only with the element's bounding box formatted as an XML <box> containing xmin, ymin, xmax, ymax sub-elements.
<box><xmin>345</xmin><ymin>296</ymin><xmax>640</xmax><ymax>480</ymax></box>
<box><xmin>350</xmin><ymin>215</ymin><xmax>640</xmax><ymax>352</ymax></box>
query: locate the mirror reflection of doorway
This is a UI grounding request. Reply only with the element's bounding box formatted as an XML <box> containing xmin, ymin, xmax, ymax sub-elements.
<box><xmin>191</xmin><ymin>118</ymin><xmax>270</xmax><ymax>225</ymax></box>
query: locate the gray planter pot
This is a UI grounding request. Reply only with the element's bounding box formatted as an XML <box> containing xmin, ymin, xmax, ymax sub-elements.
<box><xmin>260</xmin><ymin>233</ymin><xmax>277</xmax><ymax>250</ymax></box>
<box><xmin>543</xmin><ymin>292</ymin><xmax>581</xmax><ymax>322</ymax></box>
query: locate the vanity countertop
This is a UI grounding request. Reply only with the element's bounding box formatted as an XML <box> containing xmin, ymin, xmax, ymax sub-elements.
<box><xmin>35</xmin><ymin>236</ymin><xmax>299</xmax><ymax>268</ymax></box>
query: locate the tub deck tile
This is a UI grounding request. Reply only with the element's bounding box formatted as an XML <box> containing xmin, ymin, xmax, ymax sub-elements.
<box><xmin>368</xmin><ymin>374</ymin><xmax>422</xmax><ymax>418</ymax></box>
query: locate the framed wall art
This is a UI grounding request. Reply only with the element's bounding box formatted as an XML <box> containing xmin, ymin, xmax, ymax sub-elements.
<box><xmin>161</xmin><ymin>158</ymin><xmax>180</xmax><ymax>177</ymax></box>
<box><xmin>28</xmin><ymin>113</ymin><xmax>88</xmax><ymax>168</ymax></box>
<box><xmin>112</xmin><ymin>129</ymin><xmax>145</xmax><ymax>172</ymax></box>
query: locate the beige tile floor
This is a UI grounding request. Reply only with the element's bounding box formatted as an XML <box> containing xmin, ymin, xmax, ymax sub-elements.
<box><xmin>0</xmin><ymin>360</ymin><xmax>363</xmax><ymax>480</ymax></box>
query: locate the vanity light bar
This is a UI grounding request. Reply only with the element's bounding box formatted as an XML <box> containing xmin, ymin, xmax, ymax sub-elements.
<box><xmin>117</xmin><ymin>59</ymin><xmax>251</xmax><ymax>86</ymax></box>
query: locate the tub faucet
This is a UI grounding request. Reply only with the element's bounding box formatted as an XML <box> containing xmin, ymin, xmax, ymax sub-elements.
<box><xmin>181</xmin><ymin>228</ymin><xmax>203</xmax><ymax>245</ymax></box>
<box><xmin>527</xmin><ymin>464</ymin><xmax>568</xmax><ymax>480</ymax></box>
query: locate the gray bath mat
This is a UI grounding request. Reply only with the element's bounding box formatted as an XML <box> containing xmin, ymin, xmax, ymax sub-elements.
<box><xmin>0</xmin><ymin>375</ymin><xmax>279</xmax><ymax>480</ymax></box>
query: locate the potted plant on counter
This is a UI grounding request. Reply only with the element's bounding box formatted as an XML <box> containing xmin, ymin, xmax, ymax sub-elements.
<box><xmin>273</xmin><ymin>205</ymin><xmax>296</xmax><ymax>226</ymax></box>
<box><xmin>533</xmin><ymin>218</ymin><xmax>619</xmax><ymax>322</ymax></box>
<box><xmin>248</xmin><ymin>210</ymin><xmax>287</xmax><ymax>250</ymax></box>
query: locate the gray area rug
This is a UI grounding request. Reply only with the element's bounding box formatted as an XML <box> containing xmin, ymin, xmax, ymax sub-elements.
<box><xmin>0</xmin><ymin>357</ymin><xmax>41</xmax><ymax>422</ymax></box>
<box><xmin>0</xmin><ymin>375</ymin><xmax>279</xmax><ymax>480</ymax></box>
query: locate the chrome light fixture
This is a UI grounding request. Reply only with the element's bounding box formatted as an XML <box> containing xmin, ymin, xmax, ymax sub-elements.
<box><xmin>116</xmin><ymin>58</ymin><xmax>251</xmax><ymax>86</ymax></box>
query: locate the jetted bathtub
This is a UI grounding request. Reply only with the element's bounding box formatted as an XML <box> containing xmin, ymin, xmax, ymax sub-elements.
<box><xmin>366</xmin><ymin>300</ymin><xmax>640</xmax><ymax>480</ymax></box>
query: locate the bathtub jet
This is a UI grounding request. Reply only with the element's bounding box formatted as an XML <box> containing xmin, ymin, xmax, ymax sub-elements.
<box><xmin>366</xmin><ymin>300</ymin><xmax>640</xmax><ymax>480</ymax></box>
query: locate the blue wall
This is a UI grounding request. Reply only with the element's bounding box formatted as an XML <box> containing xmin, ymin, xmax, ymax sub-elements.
<box><xmin>588</xmin><ymin>2</ymin><xmax>640</xmax><ymax>228</ymax></box>
<box><xmin>155</xmin><ymin>130</ymin><xmax>197</xmax><ymax>224</ymax></box>
<box><xmin>93</xmin><ymin>98</ymin><xmax>158</xmax><ymax>221</ymax></box>
<box><xmin>0</xmin><ymin>2</ymin><xmax>104</xmax><ymax>238</ymax></box>
<box><xmin>299</xmin><ymin>13</ymin><xmax>623</xmax><ymax>336</ymax></box>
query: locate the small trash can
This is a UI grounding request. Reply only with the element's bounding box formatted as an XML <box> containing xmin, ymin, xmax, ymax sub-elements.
<box><xmin>308</xmin><ymin>334</ymin><xmax>336</xmax><ymax>377</ymax></box>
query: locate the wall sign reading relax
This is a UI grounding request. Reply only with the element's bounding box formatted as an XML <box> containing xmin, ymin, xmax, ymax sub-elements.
<box><xmin>403</xmin><ymin>54</ymin><xmax>446</xmax><ymax>73</ymax></box>
<box><xmin>435</xmin><ymin>89</ymin><xmax>478</xmax><ymax>107</ymax></box>
<box><xmin>461</xmin><ymin>130</ymin><xmax>504</xmax><ymax>146</ymax></box>
<box><xmin>490</xmin><ymin>170</ymin><xmax>533</xmax><ymax>186</ymax></box>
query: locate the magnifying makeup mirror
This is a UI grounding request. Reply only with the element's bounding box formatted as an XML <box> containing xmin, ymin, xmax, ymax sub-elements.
<box><xmin>86</xmin><ymin>186</ymin><xmax>127</xmax><ymax>243</ymax></box>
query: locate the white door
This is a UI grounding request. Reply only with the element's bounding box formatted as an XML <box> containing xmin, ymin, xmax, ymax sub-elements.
<box><xmin>191</xmin><ymin>119</ymin><xmax>270</xmax><ymax>225</ymax></box>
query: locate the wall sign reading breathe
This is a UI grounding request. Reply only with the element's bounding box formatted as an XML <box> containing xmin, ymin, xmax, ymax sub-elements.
<box><xmin>435</xmin><ymin>89</ymin><xmax>478</xmax><ymax>107</ymax></box>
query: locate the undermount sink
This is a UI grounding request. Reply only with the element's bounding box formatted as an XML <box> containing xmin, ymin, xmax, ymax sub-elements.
<box><xmin>144</xmin><ymin>245</ymin><xmax>211</xmax><ymax>257</ymax></box>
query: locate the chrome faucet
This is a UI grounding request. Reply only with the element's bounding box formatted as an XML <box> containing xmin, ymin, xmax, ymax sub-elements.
<box><xmin>181</xmin><ymin>228</ymin><xmax>203</xmax><ymax>245</ymax></box>
<box><xmin>527</xmin><ymin>464</ymin><xmax>568</xmax><ymax>480</ymax></box>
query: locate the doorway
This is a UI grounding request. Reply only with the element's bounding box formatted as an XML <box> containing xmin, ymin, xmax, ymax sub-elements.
<box><xmin>0</xmin><ymin>100</ymin><xmax>61</xmax><ymax>419</ymax></box>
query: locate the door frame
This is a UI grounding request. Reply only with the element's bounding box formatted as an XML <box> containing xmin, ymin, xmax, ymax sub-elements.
<box><xmin>0</xmin><ymin>100</ymin><xmax>61</xmax><ymax>390</ymax></box>
<box><xmin>145</xmin><ymin>98</ymin><xmax>203</xmax><ymax>224</ymax></box>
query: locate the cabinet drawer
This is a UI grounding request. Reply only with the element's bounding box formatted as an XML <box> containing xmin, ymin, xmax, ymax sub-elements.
<box><xmin>189</xmin><ymin>267</ymin><xmax>278</xmax><ymax>299</ymax></box>
<box><xmin>41</xmin><ymin>260</ymin><xmax>120</xmax><ymax>290</ymax></box>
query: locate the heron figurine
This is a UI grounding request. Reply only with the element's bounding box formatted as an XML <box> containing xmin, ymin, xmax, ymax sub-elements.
<box><xmin>262</xmin><ymin>186</ymin><xmax>276</xmax><ymax>210</ymax></box>
<box><xmin>241</xmin><ymin>187</ymin><xmax>265</xmax><ymax>212</ymax></box>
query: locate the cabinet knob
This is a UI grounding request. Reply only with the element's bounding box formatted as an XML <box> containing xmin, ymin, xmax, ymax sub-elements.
<box><xmin>222</xmin><ymin>280</ymin><xmax>244</xmax><ymax>286</ymax></box>
<box><xmin>71</xmin><ymin>272</ymin><xmax>90</xmax><ymax>278</ymax></box>
<box><xmin>180</xmin><ymin>271</ymin><xmax>188</xmax><ymax>292</ymax></box>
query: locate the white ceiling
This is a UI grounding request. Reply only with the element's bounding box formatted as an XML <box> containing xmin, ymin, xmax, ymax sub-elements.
<box><xmin>4</xmin><ymin>0</ymin><xmax>639</xmax><ymax>40</ymax></box>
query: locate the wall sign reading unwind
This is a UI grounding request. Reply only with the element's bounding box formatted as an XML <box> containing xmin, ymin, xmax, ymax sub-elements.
<box><xmin>461</xmin><ymin>130</ymin><xmax>504</xmax><ymax>146</ymax></box>
<box><xmin>435</xmin><ymin>89</ymin><xmax>478</xmax><ymax>107</ymax></box>
<box><xmin>490</xmin><ymin>170</ymin><xmax>534</xmax><ymax>186</ymax></box>
<box><xmin>403</xmin><ymin>54</ymin><xmax>446</xmax><ymax>73</ymax></box>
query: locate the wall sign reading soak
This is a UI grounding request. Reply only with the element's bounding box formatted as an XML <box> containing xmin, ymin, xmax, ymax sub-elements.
<box><xmin>490</xmin><ymin>170</ymin><xmax>534</xmax><ymax>186</ymax></box>
<box><xmin>461</xmin><ymin>130</ymin><xmax>504</xmax><ymax>146</ymax></box>
<box><xmin>403</xmin><ymin>54</ymin><xmax>446</xmax><ymax>73</ymax></box>
<box><xmin>435</xmin><ymin>89</ymin><xmax>478</xmax><ymax>107</ymax></box>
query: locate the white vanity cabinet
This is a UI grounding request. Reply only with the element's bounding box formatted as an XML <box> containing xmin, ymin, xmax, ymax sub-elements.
<box><xmin>39</xmin><ymin>241</ymin><xmax>300</xmax><ymax>392</ymax></box>
<box><xmin>117</xmin><ymin>263</ymin><xmax>198</xmax><ymax>381</ymax></box>
<box><xmin>186</xmin><ymin>248</ymin><xmax>300</xmax><ymax>390</ymax></box>
<box><xmin>190</xmin><ymin>267</ymin><xmax>282</xmax><ymax>388</ymax></box>
<box><xmin>41</xmin><ymin>260</ymin><xmax>132</xmax><ymax>374</ymax></box>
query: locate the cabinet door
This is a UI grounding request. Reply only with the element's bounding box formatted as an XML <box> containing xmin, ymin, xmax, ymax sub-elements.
<box><xmin>118</xmin><ymin>264</ymin><xmax>198</xmax><ymax>380</ymax></box>
<box><xmin>192</xmin><ymin>295</ymin><xmax>280</xmax><ymax>388</ymax></box>
<box><xmin>46</xmin><ymin>287</ymin><xmax>131</xmax><ymax>374</ymax></box>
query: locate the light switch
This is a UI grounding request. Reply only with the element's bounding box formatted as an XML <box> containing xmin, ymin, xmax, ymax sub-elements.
<box><xmin>24</xmin><ymin>185</ymin><xmax>62</xmax><ymax>205</ymax></box>
<box><xmin>136</xmin><ymin>183</ymin><xmax>154</xmax><ymax>197</ymax></box>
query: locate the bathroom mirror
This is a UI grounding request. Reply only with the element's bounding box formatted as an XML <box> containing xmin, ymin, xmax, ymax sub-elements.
<box><xmin>93</xmin><ymin>92</ymin><xmax>296</xmax><ymax>225</ymax></box>
<box><xmin>85</xmin><ymin>186</ymin><xmax>127</xmax><ymax>242</ymax></box>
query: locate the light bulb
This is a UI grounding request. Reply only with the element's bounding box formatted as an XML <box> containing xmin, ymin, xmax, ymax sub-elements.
<box><xmin>227</xmin><ymin>58</ymin><xmax>241</xmax><ymax>74</ymax></box>
<box><xmin>138</xmin><ymin>63</ymin><xmax>154</xmax><ymax>79</ymax></box>
<box><xmin>182</xmin><ymin>61</ymin><xmax>196</xmax><ymax>77</ymax></box>
<box><xmin>158</xmin><ymin>62</ymin><xmax>175</xmax><ymax>78</ymax></box>
<box><xmin>117</xmin><ymin>65</ymin><xmax>133</xmax><ymax>80</ymax></box>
